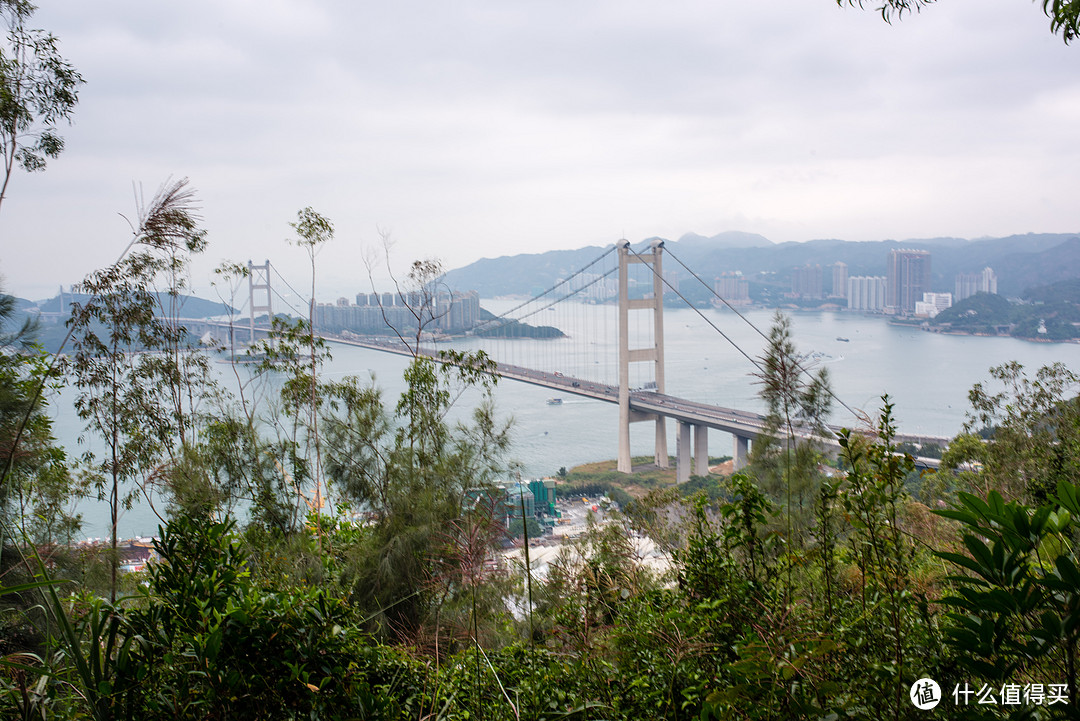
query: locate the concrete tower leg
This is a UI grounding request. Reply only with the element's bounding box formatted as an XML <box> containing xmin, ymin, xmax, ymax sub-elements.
<box><xmin>617</xmin><ymin>242</ymin><xmax>632</xmax><ymax>473</ymax></box>
<box><xmin>651</xmin><ymin>239</ymin><xmax>668</xmax><ymax>468</ymax></box>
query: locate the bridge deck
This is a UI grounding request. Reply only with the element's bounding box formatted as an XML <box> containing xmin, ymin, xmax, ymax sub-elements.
<box><xmin>322</xmin><ymin>334</ymin><xmax>951</xmax><ymax>449</ymax></box>
<box><xmin>188</xmin><ymin>322</ymin><xmax>949</xmax><ymax>469</ymax></box>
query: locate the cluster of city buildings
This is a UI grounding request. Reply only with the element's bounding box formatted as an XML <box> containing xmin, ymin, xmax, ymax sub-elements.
<box><xmin>569</xmin><ymin>272</ymin><xmax>618</xmax><ymax>301</ymax></box>
<box><xmin>714</xmin><ymin>272</ymin><xmax>752</xmax><ymax>307</ymax></box>
<box><xmin>713</xmin><ymin>249</ymin><xmax>999</xmax><ymax>319</ymax></box>
<box><xmin>313</xmin><ymin>290</ymin><xmax>481</xmax><ymax>335</ymax></box>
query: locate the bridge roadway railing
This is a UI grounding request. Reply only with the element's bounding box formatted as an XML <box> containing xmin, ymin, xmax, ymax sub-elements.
<box><xmin>202</xmin><ymin>327</ymin><xmax>948</xmax><ymax>476</ymax></box>
<box><xmin>327</xmin><ymin>335</ymin><xmax>951</xmax><ymax>473</ymax></box>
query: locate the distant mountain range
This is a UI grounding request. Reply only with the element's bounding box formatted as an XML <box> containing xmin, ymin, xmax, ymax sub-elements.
<box><xmin>25</xmin><ymin>292</ymin><xmax>235</xmax><ymax>319</ymax></box>
<box><xmin>7</xmin><ymin>293</ymin><xmax>235</xmax><ymax>354</ymax></box>
<box><xmin>442</xmin><ymin>231</ymin><xmax>1080</xmax><ymax>300</ymax></box>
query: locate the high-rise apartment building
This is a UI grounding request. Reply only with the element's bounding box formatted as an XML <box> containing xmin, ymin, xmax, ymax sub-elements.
<box><xmin>664</xmin><ymin>270</ymin><xmax>680</xmax><ymax>297</ymax></box>
<box><xmin>954</xmin><ymin>267</ymin><xmax>998</xmax><ymax>302</ymax></box>
<box><xmin>887</xmin><ymin>249</ymin><xmax>931</xmax><ymax>314</ymax></box>
<box><xmin>436</xmin><ymin>290</ymin><xmax>481</xmax><ymax>332</ymax></box>
<box><xmin>714</xmin><ymin>272</ymin><xmax>750</xmax><ymax>305</ymax></box>
<box><xmin>847</xmin><ymin>276</ymin><xmax>887</xmax><ymax>311</ymax></box>
<box><xmin>831</xmin><ymin>262</ymin><xmax>848</xmax><ymax>300</ymax></box>
<box><xmin>791</xmin><ymin>265</ymin><xmax>824</xmax><ymax>299</ymax></box>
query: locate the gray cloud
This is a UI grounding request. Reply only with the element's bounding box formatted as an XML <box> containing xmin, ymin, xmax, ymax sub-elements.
<box><xmin>1</xmin><ymin>0</ymin><xmax>1077</xmax><ymax>300</ymax></box>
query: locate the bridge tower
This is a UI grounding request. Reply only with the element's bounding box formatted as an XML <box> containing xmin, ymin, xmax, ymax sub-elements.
<box><xmin>248</xmin><ymin>260</ymin><xmax>273</xmax><ymax>343</ymax></box>
<box><xmin>617</xmin><ymin>240</ymin><xmax>668</xmax><ymax>473</ymax></box>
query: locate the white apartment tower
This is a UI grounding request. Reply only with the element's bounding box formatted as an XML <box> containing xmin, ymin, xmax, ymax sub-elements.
<box><xmin>954</xmin><ymin>267</ymin><xmax>998</xmax><ymax>302</ymax></box>
<box><xmin>847</xmin><ymin>276</ymin><xmax>887</xmax><ymax>311</ymax></box>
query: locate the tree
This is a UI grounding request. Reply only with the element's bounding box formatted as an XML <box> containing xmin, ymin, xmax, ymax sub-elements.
<box><xmin>750</xmin><ymin>312</ymin><xmax>833</xmax><ymax>570</ymax></box>
<box><xmin>935</xmin><ymin>482</ymin><xmax>1080</xmax><ymax>709</ymax></box>
<box><xmin>941</xmin><ymin>361</ymin><xmax>1080</xmax><ymax>504</ymax></box>
<box><xmin>839</xmin><ymin>0</ymin><xmax>1080</xmax><ymax>44</ymax></box>
<box><xmin>242</xmin><ymin>315</ymin><xmax>333</xmax><ymax>536</ymax></box>
<box><xmin>288</xmin><ymin>207</ymin><xmax>333</xmax><ymax>539</ymax></box>
<box><xmin>321</xmin><ymin>347</ymin><xmax>510</xmax><ymax>639</ymax></box>
<box><xmin>0</xmin><ymin>283</ymin><xmax>81</xmax><ymax>549</ymax></box>
<box><xmin>66</xmin><ymin>179</ymin><xmax>209</xmax><ymax>601</ymax></box>
<box><xmin>0</xmin><ymin>0</ymin><xmax>83</xmax><ymax>211</ymax></box>
<box><xmin>366</xmin><ymin>234</ymin><xmax>452</xmax><ymax>355</ymax></box>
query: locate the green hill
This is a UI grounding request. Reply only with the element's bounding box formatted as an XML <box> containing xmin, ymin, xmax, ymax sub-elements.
<box><xmin>931</xmin><ymin>289</ymin><xmax>1080</xmax><ymax>341</ymax></box>
<box><xmin>932</xmin><ymin>292</ymin><xmax>1013</xmax><ymax>333</ymax></box>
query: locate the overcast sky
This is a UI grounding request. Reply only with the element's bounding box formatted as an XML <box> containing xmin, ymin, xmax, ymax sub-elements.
<box><xmin>1</xmin><ymin>0</ymin><xmax>1078</xmax><ymax>301</ymax></box>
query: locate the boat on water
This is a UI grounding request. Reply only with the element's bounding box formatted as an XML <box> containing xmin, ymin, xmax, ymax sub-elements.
<box><xmin>217</xmin><ymin>355</ymin><xmax>266</xmax><ymax>365</ymax></box>
<box><xmin>836</xmin><ymin>337</ymin><xmax>850</xmax><ymax>342</ymax></box>
<box><xmin>546</xmin><ymin>398</ymin><xmax>563</xmax><ymax>406</ymax></box>
<box><xmin>214</xmin><ymin>348</ymin><xmax>269</xmax><ymax>365</ymax></box>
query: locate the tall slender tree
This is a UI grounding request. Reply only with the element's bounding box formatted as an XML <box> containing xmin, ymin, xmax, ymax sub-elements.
<box><xmin>66</xmin><ymin>179</ymin><xmax>208</xmax><ymax>600</ymax></box>
<box><xmin>289</xmin><ymin>207</ymin><xmax>333</xmax><ymax>537</ymax></box>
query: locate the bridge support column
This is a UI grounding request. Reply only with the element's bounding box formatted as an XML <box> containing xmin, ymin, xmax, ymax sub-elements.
<box><xmin>734</xmin><ymin>434</ymin><xmax>750</xmax><ymax>471</ymax></box>
<box><xmin>655</xmin><ymin>419</ymin><xmax>669</xmax><ymax>469</ymax></box>
<box><xmin>694</xmin><ymin>425</ymin><xmax>708</xmax><ymax>476</ymax></box>
<box><xmin>676</xmin><ymin>422</ymin><xmax>691</xmax><ymax>483</ymax></box>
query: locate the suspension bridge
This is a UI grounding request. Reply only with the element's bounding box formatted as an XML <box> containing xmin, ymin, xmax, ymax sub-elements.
<box><xmin>187</xmin><ymin>243</ymin><xmax>951</xmax><ymax>480</ymax></box>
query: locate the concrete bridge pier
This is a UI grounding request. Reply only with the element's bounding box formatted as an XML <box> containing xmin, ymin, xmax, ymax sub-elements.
<box><xmin>655</xmin><ymin>420</ymin><xmax>669</xmax><ymax>470</ymax></box>
<box><xmin>676</xmin><ymin>422</ymin><xmax>691</xmax><ymax>483</ymax></box>
<box><xmin>694</xmin><ymin>425</ymin><xmax>708</xmax><ymax>476</ymax></box>
<box><xmin>675</xmin><ymin>422</ymin><xmax>711</xmax><ymax>483</ymax></box>
<box><xmin>733</xmin><ymin>434</ymin><xmax>751</xmax><ymax>471</ymax></box>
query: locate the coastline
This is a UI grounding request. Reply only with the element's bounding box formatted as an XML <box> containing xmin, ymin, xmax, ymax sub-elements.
<box><xmin>914</xmin><ymin>323</ymin><xmax>1080</xmax><ymax>344</ymax></box>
